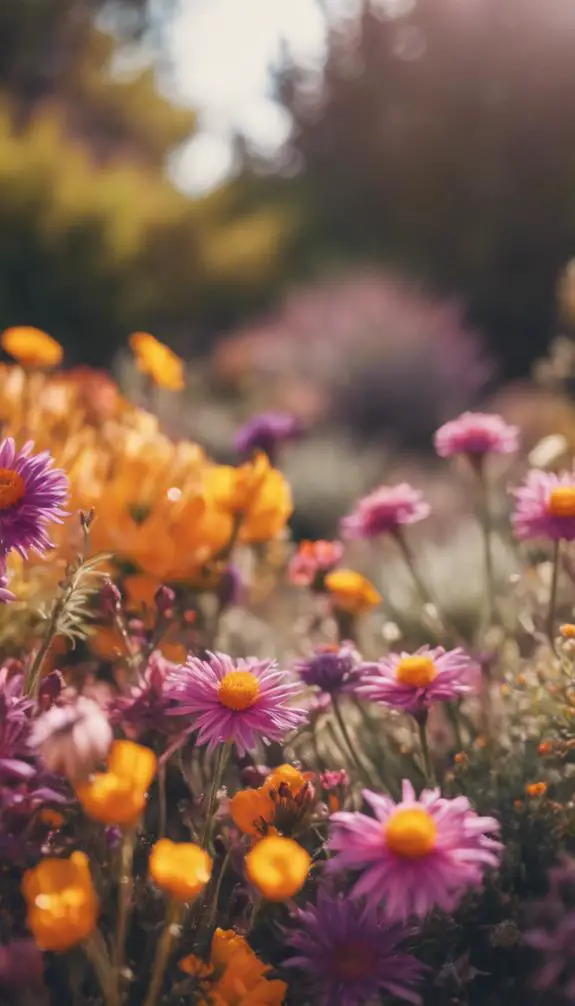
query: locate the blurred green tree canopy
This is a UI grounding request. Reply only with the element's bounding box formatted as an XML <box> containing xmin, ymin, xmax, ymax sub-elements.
<box><xmin>0</xmin><ymin>0</ymin><xmax>298</xmax><ymax>364</ymax></box>
<box><xmin>267</xmin><ymin>0</ymin><xmax>575</xmax><ymax>375</ymax></box>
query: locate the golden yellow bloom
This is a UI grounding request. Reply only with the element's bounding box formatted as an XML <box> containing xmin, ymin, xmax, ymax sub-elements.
<box><xmin>230</xmin><ymin>788</ymin><xmax>275</xmax><ymax>837</ymax></box>
<box><xmin>560</xmin><ymin>623</ymin><xmax>575</xmax><ymax>639</ymax></box>
<box><xmin>130</xmin><ymin>331</ymin><xmax>185</xmax><ymax>391</ymax></box>
<box><xmin>148</xmin><ymin>839</ymin><xmax>212</xmax><ymax>902</ymax></box>
<box><xmin>204</xmin><ymin>452</ymin><xmax>292</xmax><ymax>543</ymax></box>
<box><xmin>22</xmin><ymin>851</ymin><xmax>98</xmax><ymax>951</ymax></box>
<box><xmin>263</xmin><ymin>764</ymin><xmax>312</xmax><ymax>795</ymax></box>
<box><xmin>75</xmin><ymin>740</ymin><xmax>157</xmax><ymax>826</ymax></box>
<box><xmin>208</xmin><ymin>928</ymin><xmax>287</xmax><ymax>1005</ymax></box>
<box><xmin>526</xmin><ymin>782</ymin><xmax>548</xmax><ymax>798</ymax></box>
<box><xmin>1</xmin><ymin>326</ymin><xmax>63</xmax><ymax>368</ymax></box>
<box><xmin>324</xmin><ymin>569</ymin><xmax>382</xmax><ymax>614</ymax></box>
<box><xmin>245</xmin><ymin>835</ymin><xmax>311</xmax><ymax>901</ymax></box>
<box><xmin>385</xmin><ymin>808</ymin><xmax>437</xmax><ymax>859</ymax></box>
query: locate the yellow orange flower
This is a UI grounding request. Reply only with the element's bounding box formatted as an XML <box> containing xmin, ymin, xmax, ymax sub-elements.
<box><xmin>197</xmin><ymin>928</ymin><xmax>287</xmax><ymax>1005</ymax></box>
<box><xmin>75</xmin><ymin>740</ymin><xmax>156</xmax><ymax>826</ymax></box>
<box><xmin>130</xmin><ymin>331</ymin><xmax>185</xmax><ymax>391</ymax></box>
<box><xmin>1</xmin><ymin>326</ymin><xmax>63</xmax><ymax>368</ymax></box>
<box><xmin>148</xmin><ymin>839</ymin><xmax>212</xmax><ymax>902</ymax></box>
<box><xmin>526</xmin><ymin>782</ymin><xmax>548</xmax><ymax>798</ymax></box>
<box><xmin>245</xmin><ymin>835</ymin><xmax>311</xmax><ymax>901</ymax></box>
<box><xmin>263</xmin><ymin>764</ymin><xmax>313</xmax><ymax>796</ymax></box>
<box><xmin>204</xmin><ymin>452</ymin><xmax>292</xmax><ymax>543</ymax></box>
<box><xmin>325</xmin><ymin>569</ymin><xmax>382</xmax><ymax>614</ymax></box>
<box><xmin>22</xmin><ymin>851</ymin><xmax>98</xmax><ymax>951</ymax></box>
<box><xmin>230</xmin><ymin>788</ymin><xmax>275</xmax><ymax>837</ymax></box>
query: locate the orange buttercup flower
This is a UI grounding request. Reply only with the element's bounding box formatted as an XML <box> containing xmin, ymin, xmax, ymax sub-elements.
<box><xmin>204</xmin><ymin>452</ymin><xmax>293</xmax><ymax>543</ymax></box>
<box><xmin>22</xmin><ymin>852</ymin><xmax>98</xmax><ymax>951</ymax></box>
<box><xmin>263</xmin><ymin>764</ymin><xmax>313</xmax><ymax>796</ymax></box>
<box><xmin>324</xmin><ymin>569</ymin><xmax>382</xmax><ymax>614</ymax></box>
<box><xmin>148</xmin><ymin>839</ymin><xmax>212</xmax><ymax>903</ymax></box>
<box><xmin>1</xmin><ymin>326</ymin><xmax>63</xmax><ymax>368</ymax></box>
<box><xmin>230</xmin><ymin>788</ymin><xmax>275</xmax><ymax>837</ymax></box>
<box><xmin>526</xmin><ymin>782</ymin><xmax>548</xmax><ymax>798</ymax></box>
<box><xmin>231</xmin><ymin>765</ymin><xmax>314</xmax><ymax>838</ymax></box>
<box><xmin>130</xmin><ymin>332</ymin><xmax>185</xmax><ymax>391</ymax></box>
<box><xmin>245</xmin><ymin>835</ymin><xmax>311</xmax><ymax>901</ymax></box>
<box><xmin>560</xmin><ymin>624</ymin><xmax>575</xmax><ymax>639</ymax></box>
<box><xmin>209</xmin><ymin>928</ymin><xmax>287</xmax><ymax>1005</ymax></box>
<box><xmin>75</xmin><ymin>740</ymin><xmax>157</xmax><ymax>826</ymax></box>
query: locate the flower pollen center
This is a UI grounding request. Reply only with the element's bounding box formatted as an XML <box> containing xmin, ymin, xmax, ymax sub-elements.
<box><xmin>548</xmin><ymin>487</ymin><xmax>575</xmax><ymax>519</ymax></box>
<box><xmin>332</xmin><ymin>939</ymin><xmax>378</xmax><ymax>982</ymax></box>
<box><xmin>385</xmin><ymin>807</ymin><xmax>437</xmax><ymax>859</ymax></box>
<box><xmin>218</xmin><ymin>670</ymin><xmax>260</xmax><ymax>711</ymax></box>
<box><xmin>0</xmin><ymin>468</ymin><xmax>25</xmax><ymax>509</ymax></box>
<box><xmin>395</xmin><ymin>655</ymin><xmax>437</xmax><ymax>688</ymax></box>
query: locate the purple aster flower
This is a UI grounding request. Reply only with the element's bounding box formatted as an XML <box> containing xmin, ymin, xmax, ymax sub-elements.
<box><xmin>525</xmin><ymin>856</ymin><xmax>575</xmax><ymax>1000</ymax></box>
<box><xmin>0</xmin><ymin>555</ymin><xmax>14</xmax><ymax>604</ymax></box>
<box><xmin>328</xmin><ymin>779</ymin><xmax>502</xmax><ymax>921</ymax></box>
<box><xmin>0</xmin><ymin>438</ymin><xmax>68</xmax><ymax>557</ymax></box>
<box><xmin>295</xmin><ymin>643</ymin><xmax>363</xmax><ymax>697</ymax></box>
<box><xmin>30</xmin><ymin>696</ymin><xmax>112</xmax><ymax>782</ymax></box>
<box><xmin>165</xmin><ymin>650</ymin><xmax>307</xmax><ymax>755</ymax></box>
<box><xmin>434</xmin><ymin>411</ymin><xmax>519</xmax><ymax>459</ymax></box>
<box><xmin>512</xmin><ymin>469</ymin><xmax>575</xmax><ymax>542</ymax></box>
<box><xmin>357</xmin><ymin>646</ymin><xmax>479</xmax><ymax>716</ymax></box>
<box><xmin>235</xmin><ymin>411</ymin><xmax>302</xmax><ymax>464</ymax></box>
<box><xmin>341</xmin><ymin>483</ymin><xmax>430</xmax><ymax>540</ymax></box>
<box><xmin>0</xmin><ymin>667</ymin><xmax>35</xmax><ymax>780</ymax></box>
<box><xmin>285</xmin><ymin>888</ymin><xmax>424</xmax><ymax>1005</ymax></box>
<box><xmin>111</xmin><ymin>652</ymin><xmax>178</xmax><ymax>740</ymax></box>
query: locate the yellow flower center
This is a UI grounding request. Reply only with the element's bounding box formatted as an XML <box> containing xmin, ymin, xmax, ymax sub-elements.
<box><xmin>0</xmin><ymin>468</ymin><xmax>25</xmax><ymax>509</ymax></box>
<box><xmin>395</xmin><ymin>655</ymin><xmax>437</xmax><ymax>688</ymax></box>
<box><xmin>385</xmin><ymin>807</ymin><xmax>437</xmax><ymax>858</ymax></box>
<box><xmin>548</xmin><ymin>487</ymin><xmax>575</xmax><ymax>518</ymax></box>
<box><xmin>218</xmin><ymin>670</ymin><xmax>260</xmax><ymax>711</ymax></box>
<box><xmin>333</xmin><ymin>940</ymin><xmax>378</xmax><ymax>981</ymax></box>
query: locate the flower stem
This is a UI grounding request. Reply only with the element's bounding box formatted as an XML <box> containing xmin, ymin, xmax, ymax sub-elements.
<box><xmin>142</xmin><ymin>900</ymin><xmax>181</xmax><ymax>1006</ymax></box>
<box><xmin>548</xmin><ymin>539</ymin><xmax>561</xmax><ymax>651</ymax></box>
<box><xmin>113</xmin><ymin>829</ymin><xmax>135</xmax><ymax>1000</ymax></box>
<box><xmin>84</xmin><ymin>930</ymin><xmax>120</xmax><ymax>1006</ymax></box>
<box><xmin>417</xmin><ymin>717</ymin><xmax>436</xmax><ymax>787</ymax></box>
<box><xmin>331</xmin><ymin>695</ymin><xmax>373</xmax><ymax>786</ymax></box>
<box><xmin>158</xmin><ymin>762</ymin><xmax>167</xmax><ymax>839</ymax></box>
<box><xmin>393</xmin><ymin>530</ymin><xmax>447</xmax><ymax>638</ymax></box>
<box><xmin>476</xmin><ymin>462</ymin><xmax>496</xmax><ymax>627</ymax></box>
<box><xmin>200</xmin><ymin>741</ymin><xmax>232</xmax><ymax>850</ymax></box>
<box><xmin>206</xmin><ymin>844</ymin><xmax>233</xmax><ymax>931</ymax></box>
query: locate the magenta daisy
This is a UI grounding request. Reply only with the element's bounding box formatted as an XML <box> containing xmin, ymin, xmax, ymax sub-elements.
<box><xmin>357</xmin><ymin>646</ymin><xmax>479</xmax><ymax>715</ymax></box>
<box><xmin>285</xmin><ymin>887</ymin><xmax>425</xmax><ymax>1005</ymax></box>
<box><xmin>165</xmin><ymin>651</ymin><xmax>307</xmax><ymax>755</ymax></box>
<box><xmin>434</xmin><ymin>411</ymin><xmax>519</xmax><ymax>459</ymax></box>
<box><xmin>341</xmin><ymin>483</ymin><xmax>429</xmax><ymax>540</ymax></box>
<box><xmin>0</xmin><ymin>438</ymin><xmax>68</xmax><ymax>557</ymax></box>
<box><xmin>328</xmin><ymin>780</ymin><xmax>501</xmax><ymax>921</ymax></box>
<box><xmin>512</xmin><ymin>469</ymin><xmax>575</xmax><ymax>542</ymax></box>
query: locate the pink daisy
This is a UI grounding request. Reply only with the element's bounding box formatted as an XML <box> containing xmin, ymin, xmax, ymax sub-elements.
<box><xmin>434</xmin><ymin>411</ymin><xmax>519</xmax><ymax>459</ymax></box>
<box><xmin>512</xmin><ymin>469</ymin><xmax>575</xmax><ymax>542</ymax></box>
<box><xmin>0</xmin><ymin>438</ymin><xmax>68</xmax><ymax>557</ymax></box>
<box><xmin>357</xmin><ymin>646</ymin><xmax>479</xmax><ymax>715</ymax></box>
<box><xmin>341</xmin><ymin>483</ymin><xmax>430</xmax><ymax>540</ymax></box>
<box><xmin>328</xmin><ymin>780</ymin><xmax>502</xmax><ymax>921</ymax></box>
<box><xmin>165</xmin><ymin>651</ymin><xmax>307</xmax><ymax>755</ymax></box>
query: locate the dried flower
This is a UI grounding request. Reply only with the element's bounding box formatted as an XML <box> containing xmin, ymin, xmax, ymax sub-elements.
<box><xmin>129</xmin><ymin>331</ymin><xmax>185</xmax><ymax>391</ymax></box>
<box><xmin>1</xmin><ymin>327</ymin><xmax>63</xmax><ymax>368</ymax></box>
<box><xmin>31</xmin><ymin>696</ymin><xmax>113</xmax><ymax>782</ymax></box>
<box><xmin>166</xmin><ymin>651</ymin><xmax>306</xmax><ymax>756</ymax></box>
<box><xmin>246</xmin><ymin>835</ymin><xmax>311</xmax><ymax>901</ymax></box>
<box><xmin>341</xmin><ymin>483</ymin><xmax>430</xmax><ymax>540</ymax></box>
<box><xmin>328</xmin><ymin>780</ymin><xmax>502</xmax><ymax>921</ymax></box>
<box><xmin>434</xmin><ymin>411</ymin><xmax>519</xmax><ymax>459</ymax></box>
<box><xmin>22</xmin><ymin>851</ymin><xmax>98</xmax><ymax>951</ymax></box>
<box><xmin>325</xmin><ymin>570</ymin><xmax>382</xmax><ymax>614</ymax></box>
<box><xmin>148</xmin><ymin>839</ymin><xmax>212</xmax><ymax>902</ymax></box>
<box><xmin>75</xmin><ymin>739</ymin><xmax>157</xmax><ymax>826</ymax></box>
<box><xmin>358</xmin><ymin>646</ymin><xmax>479</xmax><ymax>715</ymax></box>
<box><xmin>0</xmin><ymin>438</ymin><xmax>68</xmax><ymax>557</ymax></box>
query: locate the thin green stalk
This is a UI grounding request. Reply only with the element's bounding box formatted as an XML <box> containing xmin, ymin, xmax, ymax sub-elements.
<box><xmin>157</xmin><ymin>762</ymin><xmax>167</xmax><ymax>839</ymax></box>
<box><xmin>475</xmin><ymin>462</ymin><xmax>495</xmax><ymax>627</ymax></box>
<box><xmin>332</xmin><ymin>695</ymin><xmax>374</xmax><ymax>786</ymax></box>
<box><xmin>445</xmin><ymin>701</ymin><xmax>464</xmax><ymax>752</ymax></box>
<box><xmin>417</xmin><ymin>718</ymin><xmax>436</xmax><ymax>787</ymax></box>
<box><xmin>206</xmin><ymin>845</ymin><xmax>233</xmax><ymax>931</ymax></box>
<box><xmin>200</xmin><ymin>741</ymin><xmax>232</xmax><ymax>850</ymax></box>
<box><xmin>84</xmin><ymin>930</ymin><xmax>120</xmax><ymax>1006</ymax></box>
<box><xmin>548</xmin><ymin>539</ymin><xmax>561</xmax><ymax>652</ymax></box>
<box><xmin>142</xmin><ymin>900</ymin><xmax>181</xmax><ymax>1006</ymax></box>
<box><xmin>113</xmin><ymin>829</ymin><xmax>135</xmax><ymax>1000</ymax></box>
<box><xmin>393</xmin><ymin>530</ymin><xmax>446</xmax><ymax>639</ymax></box>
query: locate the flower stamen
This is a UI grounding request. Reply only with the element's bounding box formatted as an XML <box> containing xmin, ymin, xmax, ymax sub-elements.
<box><xmin>0</xmin><ymin>468</ymin><xmax>25</xmax><ymax>509</ymax></box>
<box><xmin>548</xmin><ymin>487</ymin><xmax>575</xmax><ymax>518</ymax></box>
<box><xmin>218</xmin><ymin>670</ymin><xmax>260</xmax><ymax>711</ymax></box>
<box><xmin>395</xmin><ymin>655</ymin><xmax>437</xmax><ymax>688</ymax></box>
<box><xmin>385</xmin><ymin>807</ymin><xmax>437</xmax><ymax>858</ymax></box>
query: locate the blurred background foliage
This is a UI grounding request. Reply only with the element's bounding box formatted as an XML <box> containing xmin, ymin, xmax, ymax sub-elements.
<box><xmin>2</xmin><ymin>0</ymin><xmax>575</xmax><ymax>384</ymax></box>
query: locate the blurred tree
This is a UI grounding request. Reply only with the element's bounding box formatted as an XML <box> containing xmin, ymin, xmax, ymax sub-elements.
<box><xmin>272</xmin><ymin>0</ymin><xmax>575</xmax><ymax>375</ymax></box>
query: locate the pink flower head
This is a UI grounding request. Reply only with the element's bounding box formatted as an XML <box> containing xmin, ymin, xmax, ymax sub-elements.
<box><xmin>512</xmin><ymin>469</ymin><xmax>575</xmax><ymax>542</ymax></box>
<box><xmin>30</xmin><ymin>696</ymin><xmax>112</xmax><ymax>782</ymax></box>
<box><xmin>289</xmin><ymin>539</ymin><xmax>344</xmax><ymax>588</ymax></box>
<box><xmin>328</xmin><ymin>780</ymin><xmax>502</xmax><ymax>921</ymax></box>
<box><xmin>0</xmin><ymin>438</ymin><xmax>68</xmax><ymax>557</ymax></box>
<box><xmin>434</xmin><ymin>411</ymin><xmax>519</xmax><ymax>459</ymax></box>
<box><xmin>341</xmin><ymin>483</ymin><xmax>430</xmax><ymax>540</ymax></box>
<box><xmin>357</xmin><ymin>646</ymin><xmax>479</xmax><ymax>716</ymax></box>
<box><xmin>166</xmin><ymin>651</ymin><xmax>307</xmax><ymax>755</ymax></box>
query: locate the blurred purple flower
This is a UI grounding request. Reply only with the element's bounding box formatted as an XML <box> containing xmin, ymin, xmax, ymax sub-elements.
<box><xmin>235</xmin><ymin>411</ymin><xmax>302</xmax><ymax>463</ymax></box>
<box><xmin>111</xmin><ymin>652</ymin><xmax>177</xmax><ymax>740</ymax></box>
<box><xmin>513</xmin><ymin>469</ymin><xmax>575</xmax><ymax>542</ymax></box>
<box><xmin>341</xmin><ymin>483</ymin><xmax>430</xmax><ymax>540</ymax></box>
<box><xmin>525</xmin><ymin>856</ymin><xmax>575</xmax><ymax>1000</ymax></box>
<box><xmin>0</xmin><ymin>939</ymin><xmax>44</xmax><ymax>990</ymax></box>
<box><xmin>295</xmin><ymin>643</ymin><xmax>363</xmax><ymax>697</ymax></box>
<box><xmin>434</xmin><ymin>411</ymin><xmax>519</xmax><ymax>459</ymax></box>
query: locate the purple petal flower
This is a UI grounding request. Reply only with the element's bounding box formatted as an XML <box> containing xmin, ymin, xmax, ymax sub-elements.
<box><xmin>328</xmin><ymin>780</ymin><xmax>502</xmax><ymax>922</ymax></box>
<box><xmin>111</xmin><ymin>652</ymin><xmax>178</xmax><ymax>740</ymax></box>
<box><xmin>166</xmin><ymin>650</ymin><xmax>307</xmax><ymax>755</ymax></box>
<box><xmin>294</xmin><ymin>643</ymin><xmax>364</xmax><ymax>697</ymax></box>
<box><xmin>525</xmin><ymin>856</ymin><xmax>575</xmax><ymax>1000</ymax></box>
<box><xmin>235</xmin><ymin>411</ymin><xmax>302</xmax><ymax>464</ymax></box>
<box><xmin>513</xmin><ymin>469</ymin><xmax>575</xmax><ymax>542</ymax></box>
<box><xmin>434</xmin><ymin>411</ymin><xmax>519</xmax><ymax>459</ymax></box>
<box><xmin>0</xmin><ymin>438</ymin><xmax>68</xmax><ymax>557</ymax></box>
<box><xmin>357</xmin><ymin>646</ymin><xmax>480</xmax><ymax>715</ymax></box>
<box><xmin>341</xmin><ymin>483</ymin><xmax>430</xmax><ymax>540</ymax></box>
<box><xmin>285</xmin><ymin>887</ymin><xmax>425</xmax><ymax>1006</ymax></box>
